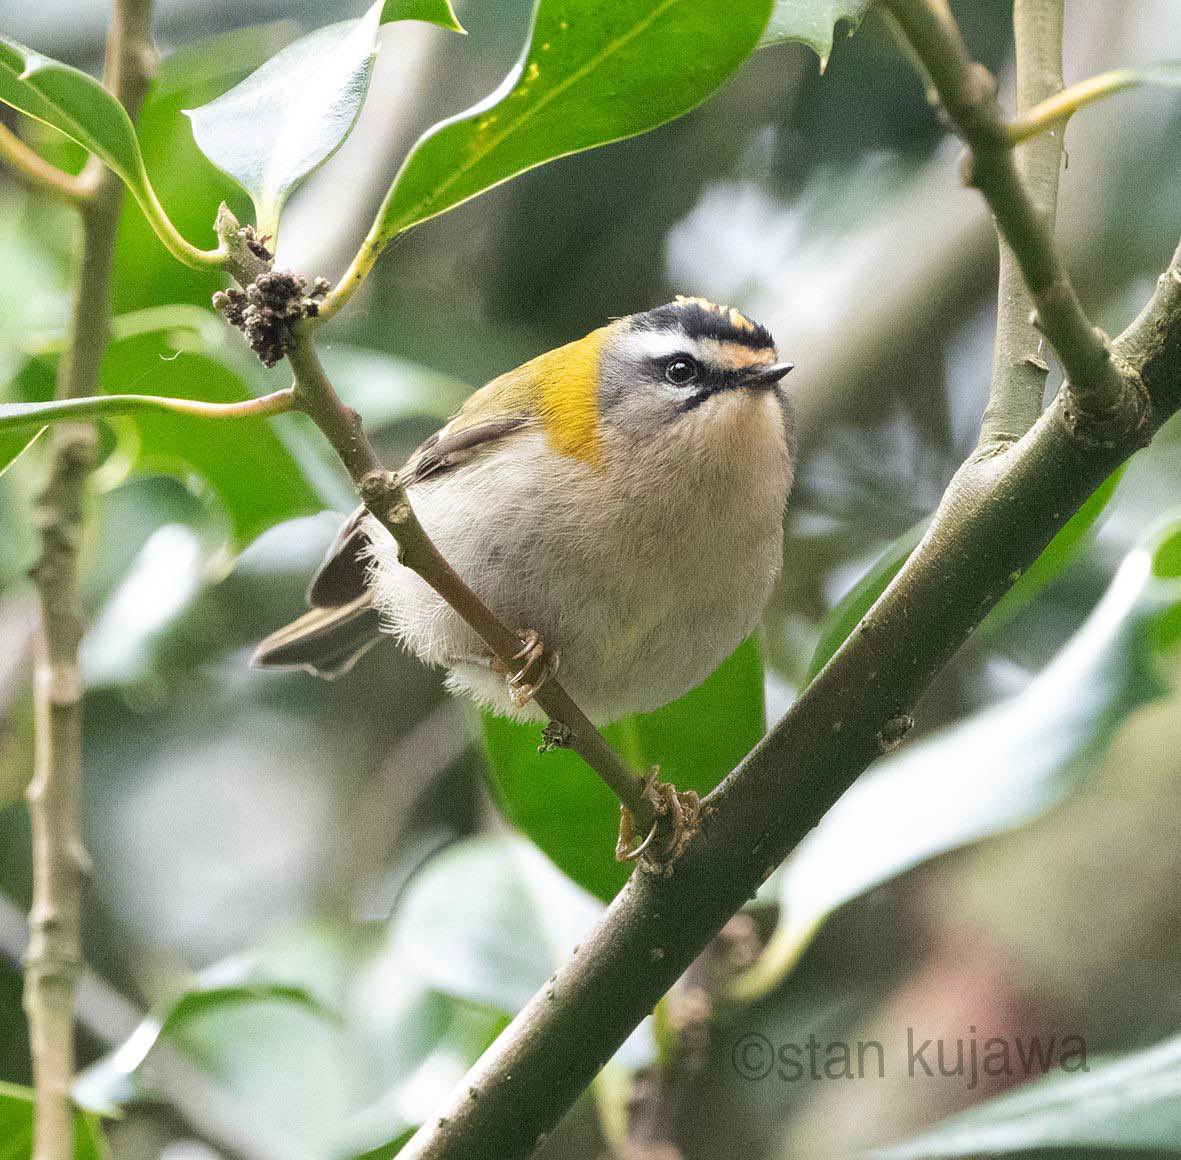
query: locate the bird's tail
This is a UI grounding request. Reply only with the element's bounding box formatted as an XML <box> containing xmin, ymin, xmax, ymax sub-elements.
<box><xmin>250</xmin><ymin>595</ymin><xmax>384</xmax><ymax>678</ymax></box>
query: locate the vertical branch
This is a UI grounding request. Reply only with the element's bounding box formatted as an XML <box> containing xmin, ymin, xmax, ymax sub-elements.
<box><xmin>22</xmin><ymin>3</ymin><xmax>155</xmax><ymax>1157</ymax></box>
<box><xmin>981</xmin><ymin>0</ymin><xmax>1066</xmax><ymax>444</ymax></box>
<box><xmin>884</xmin><ymin>0</ymin><xmax>1136</xmax><ymax>439</ymax></box>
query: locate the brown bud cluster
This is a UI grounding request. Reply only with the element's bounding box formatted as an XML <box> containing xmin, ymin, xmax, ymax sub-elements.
<box><xmin>212</xmin><ymin>271</ymin><xmax>330</xmax><ymax>367</ymax></box>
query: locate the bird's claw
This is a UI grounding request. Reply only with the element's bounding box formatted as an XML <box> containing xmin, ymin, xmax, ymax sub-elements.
<box><xmin>616</xmin><ymin>769</ymin><xmax>701</xmax><ymax>866</ymax></box>
<box><xmin>500</xmin><ymin>629</ymin><xmax>558</xmax><ymax>707</ymax></box>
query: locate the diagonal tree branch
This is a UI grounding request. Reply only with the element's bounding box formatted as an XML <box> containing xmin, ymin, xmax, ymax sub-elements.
<box><xmin>22</xmin><ymin>3</ymin><xmax>155</xmax><ymax>1158</ymax></box>
<box><xmin>391</xmin><ymin>0</ymin><xmax>1181</xmax><ymax>1148</ymax></box>
<box><xmin>395</xmin><ymin>234</ymin><xmax>1181</xmax><ymax>1160</ymax></box>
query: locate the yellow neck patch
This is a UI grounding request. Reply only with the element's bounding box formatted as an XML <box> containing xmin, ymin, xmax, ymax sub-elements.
<box><xmin>530</xmin><ymin>326</ymin><xmax>606</xmax><ymax>467</ymax></box>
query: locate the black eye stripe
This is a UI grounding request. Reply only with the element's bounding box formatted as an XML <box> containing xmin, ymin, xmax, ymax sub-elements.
<box><xmin>675</xmin><ymin>388</ymin><xmax>714</xmax><ymax>414</ymax></box>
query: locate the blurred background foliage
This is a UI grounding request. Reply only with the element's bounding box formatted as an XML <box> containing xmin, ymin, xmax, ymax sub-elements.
<box><xmin>1</xmin><ymin>0</ymin><xmax>1181</xmax><ymax>1157</ymax></box>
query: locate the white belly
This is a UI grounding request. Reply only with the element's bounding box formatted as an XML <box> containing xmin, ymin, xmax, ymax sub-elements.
<box><xmin>366</xmin><ymin>391</ymin><xmax>792</xmax><ymax>724</ymax></box>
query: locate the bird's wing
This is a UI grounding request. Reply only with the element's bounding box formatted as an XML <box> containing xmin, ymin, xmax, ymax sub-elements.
<box><xmin>307</xmin><ymin>507</ymin><xmax>372</xmax><ymax>607</ymax></box>
<box><xmin>400</xmin><ymin>364</ymin><xmax>538</xmax><ymax>486</ymax></box>
<box><xmin>400</xmin><ymin>414</ymin><xmax>533</xmax><ymax>486</ymax></box>
<box><xmin>305</xmin><ymin>368</ymin><xmax>538</xmax><ymax>609</ymax></box>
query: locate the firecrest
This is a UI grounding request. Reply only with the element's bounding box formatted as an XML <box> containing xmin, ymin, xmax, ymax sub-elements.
<box><xmin>253</xmin><ymin>296</ymin><xmax>795</xmax><ymax>724</ymax></box>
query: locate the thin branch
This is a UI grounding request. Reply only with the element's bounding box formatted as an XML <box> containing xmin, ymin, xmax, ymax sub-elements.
<box><xmin>0</xmin><ymin>123</ymin><xmax>94</xmax><ymax>204</ymax></box>
<box><xmin>884</xmin><ymin>0</ymin><xmax>1143</xmax><ymax>444</ymax></box>
<box><xmin>389</xmin><ymin>240</ymin><xmax>1181</xmax><ymax>1157</ymax></box>
<box><xmin>129</xmin><ymin>172</ymin><xmax>229</xmax><ymax>271</ymax></box>
<box><xmin>0</xmin><ymin>388</ymin><xmax>296</xmax><ymax>433</ymax></box>
<box><xmin>312</xmin><ymin>228</ymin><xmax>384</xmax><ymax>325</ymax></box>
<box><xmin>981</xmin><ymin>0</ymin><xmax>1065</xmax><ymax>444</ymax></box>
<box><xmin>23</xmin><ymin>2</ymin><xmax>155</xmax><ymax>1158</ymax></box>
<box><xmin>1006</xmin><ymin>65</ymin><xmax>1178</xmax><ymax>146</ymax></box>
<box><xmin>283</xmin><ymin>328</ymin><xmax>664</xmax><ymax>842</ymax></box>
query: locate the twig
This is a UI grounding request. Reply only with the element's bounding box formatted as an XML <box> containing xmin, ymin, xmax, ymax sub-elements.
<box><xmin>0</xmin><ymin>123</ymin><xmax>94</xmax><ymax>204</ymax></box>
<box><xmin>23</xmin><ymin>3</ymin><xmax>154</xmax><ymax>1158</ymax></box>
<box><xmin>981</xmin><ymin>0</ymin><xmax>1065</xmax><ymax>444</ymax></box>
<box><xmin>884</xmin><ymin>0</ymin><xmax>1144</xmax><ymax>445</ymax></box>
<box><xmin>282</xmin><ymin>328</ymin><xmax>664</xmax><ymax>844</ymax></box>
<box><xmin>1006</xmin><ymin>66</ymin><xmax>1166</xmax><ymax>146</ymax></box>
<box><xmin>0</xmin><ymin>388</ymin><xmax>296</xmax><ymax>433</ymax></box>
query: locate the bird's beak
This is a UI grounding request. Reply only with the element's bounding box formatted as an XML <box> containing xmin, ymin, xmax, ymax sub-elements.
<box><xmin>740</xmin><ymin>361</ymin><xmax>794</xmax><ymax>388</ymax></box>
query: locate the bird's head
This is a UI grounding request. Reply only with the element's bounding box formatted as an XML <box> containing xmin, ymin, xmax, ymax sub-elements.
<box><xmin>599</xmin><ymin>295</ymin><xmax>791</xmax><ymax>430</ymax></box>
<box><xmin>526</xmin><ymin>297</ymin><xmax>791</xmax><ymax>466</ymax></box>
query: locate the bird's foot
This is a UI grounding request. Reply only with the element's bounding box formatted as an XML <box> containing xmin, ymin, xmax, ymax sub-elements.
<box><xmin>492</xmin><ymin>629</ymin><xmax>559</xmax><ymax>707</ymax></box>
<box><xmin>616</xmin><ymin>768</ymin><xmax>702</xmax><ymax>867</ymax></box>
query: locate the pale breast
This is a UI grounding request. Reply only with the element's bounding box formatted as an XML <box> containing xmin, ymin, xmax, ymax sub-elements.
<box><xmin>366</xmin><ymin>391</ymin><xmax>793</xmax><ymax>723</ymax></box>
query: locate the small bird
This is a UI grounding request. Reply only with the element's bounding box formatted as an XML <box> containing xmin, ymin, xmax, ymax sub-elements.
<box><xmin>253</xmin><ymin>297</ymin><xmax>795</xmax><ymax>725</ymax></box>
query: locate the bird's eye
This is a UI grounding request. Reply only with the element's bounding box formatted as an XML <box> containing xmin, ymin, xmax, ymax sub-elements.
<box><xmin>664</xmin><ymin>356</ymin><xmax>699</xmax><ymax>386</ymax></box>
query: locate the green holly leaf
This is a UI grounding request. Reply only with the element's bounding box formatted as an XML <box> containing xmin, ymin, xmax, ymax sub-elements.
<box><xmin>806</xmin><ymin>467</ymin><xmax>1124</xmax><ymax>684</ymax></box>
<box><xmin>8</xmin><ymin>320</ymin><xmax>329</xmax><ymax>551</ymax></box>
<box><xmin>759</xmin><ymin>0</ymin><xmax>872</xmax><ymax>64</ymax></box>
<box><xmin>0</xmin><ymin>426</ymin><xmax>45</xmax><ymax>477</ymax></box>
<box><xmin>734</xmin><ymin>514</ymin><xmax>1181</xmax><ymax>1000</ymax></box>
<box><xmin>0</xmin><ymin>1081</ymin><xmax>109</xmax><ymax>1160</ymax></box>
<box><xmin>186</xmin><ymin>2</ymin><xmax>386</xmax><ymax>238</ymax></box>
<box><xmin>376</xmin><ymin>0</ymin><xmax>774</xmax><ymax>240</ymax></box>
<box><xmin>380</xmin><ymin>0</ymin><xmax>465</xmax><ymax>33</ymax></box>
<box><xmin>876</xmin><ymin>1032</ymin><xmax>1181</xmax><ymax>1158</ymax></box>
<box><xmin>0</xmin><ymin>35</ymin><xmax>144</xmax><ymax>188</ymax></box>
<box><xmin>75</xmin><ymin>974</ymin><xmax>335</xmax><ymax>1117</ymax></box>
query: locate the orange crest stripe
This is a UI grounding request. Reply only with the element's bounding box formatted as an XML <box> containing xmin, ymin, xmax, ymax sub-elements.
<box><xmin>674</xmin><ymin>294</ymin><xmax>759</xmax><ymax>335</ymax></box>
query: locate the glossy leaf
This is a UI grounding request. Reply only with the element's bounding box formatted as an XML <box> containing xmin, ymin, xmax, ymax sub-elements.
<box><xmin>75</xmin><ymin>966</ymin><xmax>336</xmax><ymax>1116</ymax></box>
<box><xmin>759</xmin><ymin>0</ymin><xmax>871</xmax><ymax>63</ymax></box>
<box><xmin>483</xmin><ymin>636</ymin><xmax>765</xmax><ymax>901</ymax></box>
<box><xmin>0</xmin><ymin>1082</ymin><xmax>108</xmax><ymax>1160</ymax></box>
<box><xmin>317</xmin><ymin>344</ymin><xmax>470</xmax><ymax>429</ymax></box>
<box><xmin>0</xmin><ymin>426</ymin><xmax>44</xmax><ymax>476</ymax></box>
<box><xmin>0</xmin><ymin>36</ymin><xmax>144</xmax><ymax>187</ymax></box>
<box><xmin>8</xmin><ymin>328</ymin><xmax>326</xmax><ymax>549</ymax></box>
<box><xmin>97</xmin><ymin>330</ymin><xmax>327</xmax><ymax>548</ymax></box>
<box><xmin>377</xmin><ymin>0</ymin><xmax>775</xmax><ymax>239</ymax></box>
<box><xmin>345</xmin><ymin>935</ymin><xmax>506</xmax><ymax>1157</ymax></box>
<box><xmin>981</xmin><ymin>465</ymin><xmax>1124</xmax><ymax>634</ymax></box>
<box><xmin>806</xmin><ymin>517</ymin><xmax>929</xmax><ymax>684</ymax></box>
<box><xmin>385</xmin><ymin>834</ymin><xmax>604</xmax><ymax>1012</ymax></box>
<box><xmin>876</xmin><ymin>1032</ymin><xmax>1181</xmax><ymax>1158</ymax></box>
<box><xmin>186</xmin><ymin>2</ymin><xmax>385</xmax><ymax>238</ymax></box>
<box><xmin>112</xmin><ymin>23</ymin><xmax>299</xmax><ymax>313</ymax></box>
<box><xmin>371</xmin><ymin>834</ymin><xmax>653</xmax><ymax>1108</ymax></box>
<box><xmin>354</xmin><ymin>841</ymin><xmax>661</xmax><ymax>1160</ymax></box>
<box><xmin>380</xmin><ymin>0</ymin><xmax>465</xmax><ymax>32</ymax></box>
<box><xmin>735</xmin><ymin>516</ymin><xmax>1181</xmax><ymax>1000</ymax></box>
